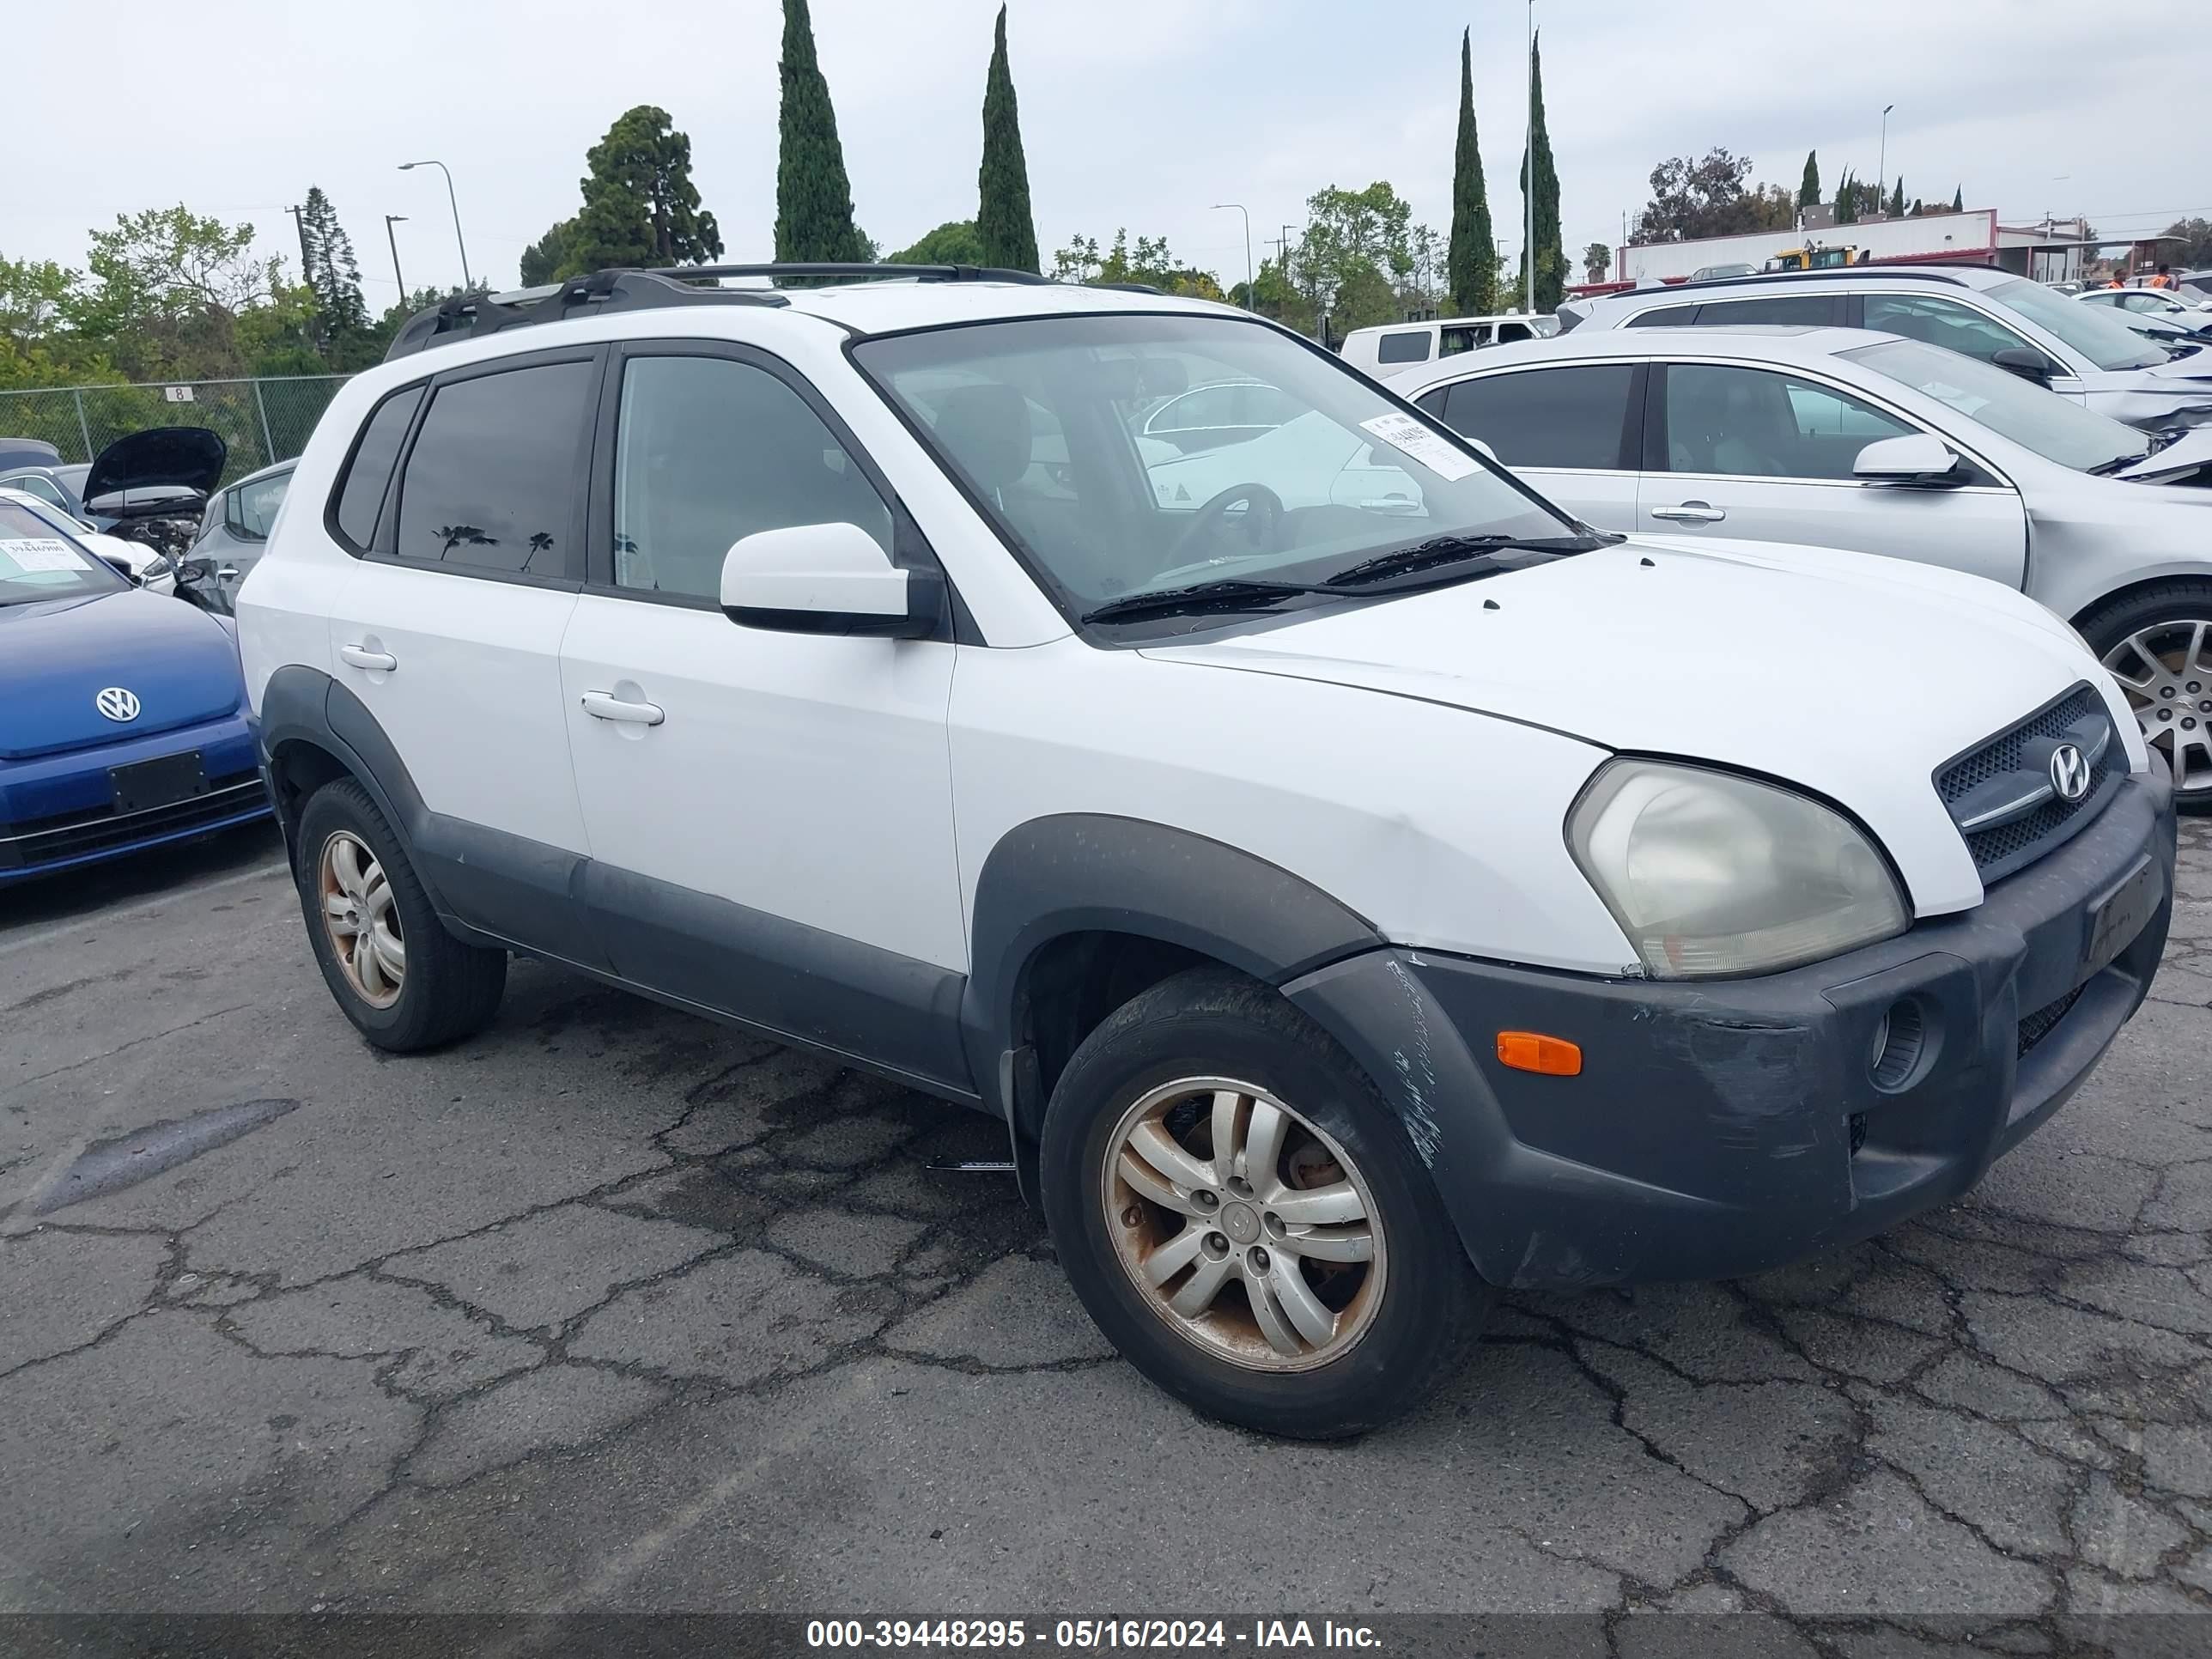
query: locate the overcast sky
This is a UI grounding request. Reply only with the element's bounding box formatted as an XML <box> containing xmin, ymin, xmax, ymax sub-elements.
<box><xmin>9</xmin><ymin>1</ymin><xmax>2205</xmax><ymax>302</ymax></box>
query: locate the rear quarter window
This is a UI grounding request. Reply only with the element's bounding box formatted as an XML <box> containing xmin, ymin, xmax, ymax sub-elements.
<box><xmin>330</xmin><ymin>385</ymin><xmax>426</xmax><ymax>553</ymax></box>
<box><xmin>1375</xmin><ymin>331</ymin><xmax>1433</xmax><ymax>364</ymax></box>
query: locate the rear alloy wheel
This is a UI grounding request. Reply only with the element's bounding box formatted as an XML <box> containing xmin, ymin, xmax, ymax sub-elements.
<box><xmin>318</xmin><ymin>830</ymin><xmax>404</xmax><ymax>1008</ymax></box>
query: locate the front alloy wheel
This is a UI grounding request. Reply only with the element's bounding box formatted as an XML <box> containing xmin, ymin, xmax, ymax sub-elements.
<box><xmin>2102</xmin><ymin>617</ymin><xmax>2212</xmax><ymax>795</ymax></box>
<box><xmin>318</xmin><ymin>830</ymin><xmax>404</xmax><ymax>1008</ymax></box>
<box><xmin>1103</xmin><ymin>1077</ymin><xmax>1386</xmax><ymax>1370</ymax></box>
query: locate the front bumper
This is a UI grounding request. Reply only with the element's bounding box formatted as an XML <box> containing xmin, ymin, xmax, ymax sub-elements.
<box><xmin>1285</xmin><ymin>770</ymin><xmax>2178</xmax><ymax>1289</ymax></box>
<box><xmin>0</xmin><ymin>711</ymin><xmax>269</xmax><ymax>884</ymax></box>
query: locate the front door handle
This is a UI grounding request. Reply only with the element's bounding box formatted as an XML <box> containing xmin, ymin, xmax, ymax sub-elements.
<box><xmin>580</xmin><ymin>690</ymin><xmax>665</xmax><ymax>727</ymax></box>
<box><xmin>339</xmin><ymin>643</ymin><xmax>398</xmax><ymax>672</ymax></box>
<box><xmin>1650</xmin><ymin>501</ymin><xmax>1727</xmax><ymax>524</ymax></box>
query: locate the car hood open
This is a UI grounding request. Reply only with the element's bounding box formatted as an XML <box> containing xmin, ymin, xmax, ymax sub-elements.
<box><xmin>80</xmin><ymin>426</ymin><xmax>228</xmax><ymax>507</ymax></box>
<box><xmin>0</xmin><ymin>586</ymin><xmax>245</xmax><ymax>760</ymax></box>
<box><xmin>1139</xmin><ymin>535</ymin><xmax>2124</xmax><ymax>916</ymax></box>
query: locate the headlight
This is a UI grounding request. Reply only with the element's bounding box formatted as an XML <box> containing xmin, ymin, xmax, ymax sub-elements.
<box><xmin>1568</xmin><ymin>760</ymin><xmax>1908</xmax><ymax>979</ymax></box>
<box><xmin>140</xmin><ymin>556</ymin><xmax>173</xmax><ymax>581</ymax></box>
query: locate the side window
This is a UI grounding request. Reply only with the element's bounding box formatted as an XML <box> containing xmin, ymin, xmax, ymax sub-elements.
<box><xmin>1863</xmin><ymin>295</ymin><xmax>2036</xmax><ymax>369</ymax></box>
<box><xmin>1626</xmin><ymin>304</ymin><xmax>1698</xmax><ymax>328</ymax></box>
<box><xmin>1662</xmin><ymin>364</ymin><xmax>1911</xmax><ymax>480</ymax></box>
<box><xmin>223</xmin><ymin>488</ymin><xmax>246</xmax><ymax>536</ymax></box>
<box><xmin>1153</xmin><ymin>384</ymin><xmax>1241</xmax><ymax>432</ymax></box>
<box><xmin>9</xmin><ymin>474</ymin><xmax>69</xmax><ymax>510</ymax></box>
<box><xmin>611</xmin><ymin>355</ymin><xmax>891</xmax><ymax>601</ymax></box>
<box><xmin>1415</xmin><ymin>387</ymin><xmax>1449</xmax><ymax>418</ymax></box>
<box><xmin>1239</xmin><ymin>384</ymin><xmax>1300</xmax><ymax>426</ymax></box>
<box><xmin>331</xmin><ymin>384</ymin><xmax>425</xmax><ymax>552</ymax></box>
<box><xmin>233</xmin><ymin>471</ymin><xmax>290</xmax><ymax>540</ymax></box>
<box><xmin>1376</xmin><ymin>331</ymin><xmax>1433</xmax><ymax>364</ymax></box>
<box><xmin>1692</xmin><ymin>294</ymin><xmax>1843</xmax><ymax>326</ymax></box>
<box><xmin>394</xmin><ymin>362</ymin><xmax>592</xmax><ymax>577</ymax></box>
<box><xmin>1439</xmin><ymin>326</ymin><xmax>1483</xmax><ymax>355</ymax></box>
<box><xmin>1437</xmin><ymin>366</ymin><xmax>1634</xmax><ymax>470</ymax></box>
<box><xmin>1495</xmin><ymin>321</ymin><xmax>1533</xmax><ymax>343</ymax></box>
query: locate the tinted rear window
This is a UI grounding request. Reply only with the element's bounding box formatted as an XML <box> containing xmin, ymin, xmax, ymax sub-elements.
<box><xmin>392</xmin><ymin>362</ymin><xmax>593</xmax><ymax>578</ymax></box>
<box><xmin>1692</xmin><ymin>294</ymin><xmax>1843</xmax><ymax>326</ymax></box>
<box><xmin>1437</xmin><ymin>366</ymin><xmax>1635</xmax><ymax>470</ymax></box>
<box><xmin>331</xmin><ymin>386</ymin><xmax>424</xmax><ymax>552</ymax></box>
<box><xmin>1626</xmin><ymin>304</ymin><xmax>1698</xmax><ymax>329</ymax></box>
<box><xmin>1375</xmin><ymin>331</ymin><xmax>1432</xmax><ymax>364</ymax></box>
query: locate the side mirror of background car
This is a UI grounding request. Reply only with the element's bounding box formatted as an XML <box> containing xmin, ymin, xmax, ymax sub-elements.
<box><xmin>720</xmin><ymin>522</ymin><xmax>942</xmax><ymax>640</ymax></box>
<box><xmin>1464</xmin><ymin>437</ymin><xmax>1500</xmax><ymax>465</ymax></box>
<box><xmin>1991</xmin><ymin>347</ymin><xmax>2054</xmax><ymax>385</ymax></box>
<box><xmin>1853</xmin><ymin>434</ymin><xmax>1963</xmax><ymax>488</ymax></box>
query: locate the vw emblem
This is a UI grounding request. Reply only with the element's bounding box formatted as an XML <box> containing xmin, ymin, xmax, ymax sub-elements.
<box><xmin>2049</xmin><ymin>742</ymin><xmax>2091</xmax><ymax>804</ymax></box>
<box><xmin>94</xmin><ymin>686</ymin><xmax>141</xmax><ymax>723</ymax></box>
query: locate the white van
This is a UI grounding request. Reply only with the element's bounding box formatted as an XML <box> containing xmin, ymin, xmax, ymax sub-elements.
<box><xmin>1340</xmin><ymin>313</ymin><xmax>1559</xmax><ymax>380</ymax></box>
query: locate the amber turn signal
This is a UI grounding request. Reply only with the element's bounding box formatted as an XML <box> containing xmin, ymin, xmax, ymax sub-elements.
<box><xmin>1496</xmin><ymin>1031</ymin><xmax>1583</xmax><ymax>1076</ymax></box>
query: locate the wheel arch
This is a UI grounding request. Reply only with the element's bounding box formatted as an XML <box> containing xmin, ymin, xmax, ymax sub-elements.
<box><xmin>257</xmin><ymin>665</ymin><xmax>441</xmax><ymax>905</ymax></box>
<box><xmin>961</xmin><ymin>814</ymin><xmax>1385</xmax><ymax>1141</ymax></box>
<box><xmin>2066</xmin><ymin>569</ymin><xmax>2212</xmax><ymax>637</ymax></box>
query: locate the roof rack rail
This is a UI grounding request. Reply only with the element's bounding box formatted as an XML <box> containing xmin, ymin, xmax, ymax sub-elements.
<box><xmin>383</xmin><ymin>261</ymin><xmax>1074</xmax><ymax>362</ymax></box>
<box><xmin>1611</xmin><ymin>261</ymin><xmax>1997</xmax><ymax>304</ymax></box>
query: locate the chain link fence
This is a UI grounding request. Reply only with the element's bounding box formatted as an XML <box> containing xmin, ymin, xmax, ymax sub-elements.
<box><xmin>0</xmin><ymin>375</ymin><xmax>352</xmax><ymax>486</ymax></box>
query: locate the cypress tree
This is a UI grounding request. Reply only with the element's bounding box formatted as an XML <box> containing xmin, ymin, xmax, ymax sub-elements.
<box><xmin>775</xmin><ymin>0</ymin><xmax>869</xmax><ymax>264</ymax></box>
<box><xmin>1446</xmin><ymin>28</ymin><xmax>1498</xmax><ymax>315</ymax></box>
<box><xmin>975</xmin><ymin>5</ymin><xmax>1039</xmax><ymax>272</ymax></box>
<box><xmin>1952</xmin><ymin>185</ymin><xmax>1964</xmax><ymax>213</ymax></box>
<box><xmin>1518</xmin><ymin>31</ymin><xmax>1564</xmax><ymax>312</ymax></box>
<box><xmin>1887</xmin><ymin>177</ymin><xmax>1905</xmax><ymax>219</ymax></box>
<box><xmin>1799</xmin><ymin>151</ymin><xmax>1820</xmax><ymax>210</ymax></box>
<box><xmin>1833</xmin><ymin>168</ymin><xmax>1856</xmax><ymax>225</ymax></box>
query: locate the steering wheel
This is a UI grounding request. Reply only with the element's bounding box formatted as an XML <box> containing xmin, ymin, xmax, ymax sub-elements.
<box><xmin>1169</xmin><ymin>482</ymin><xmax>1286</xmax><ymax>564</ymax></box>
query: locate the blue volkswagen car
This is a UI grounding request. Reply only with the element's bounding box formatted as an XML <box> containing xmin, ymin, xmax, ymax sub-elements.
<box><xmin>0</xmin><ymin>497</ymin><xmax>270</xmax><ymax>884</ymax></box>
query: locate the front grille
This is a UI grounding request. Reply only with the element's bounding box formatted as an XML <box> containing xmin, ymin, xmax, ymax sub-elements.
<box><xmin>2018</xmin><ymin>987</ymin><xmax>2084</xmax><ymax>1058</ymax></box>
<box><xmin>0</xmin><ymin>777</ymin><xmax>268</xmax><ymax>871</ymax></box>
<box><xmin>1936</xmin><ymin>685</ymin><xmax>2123</xmax><ymax>883</ymax></box>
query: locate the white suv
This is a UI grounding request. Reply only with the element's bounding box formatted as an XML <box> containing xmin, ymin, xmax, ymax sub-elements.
<box><xmin>239</xmin><ymin>264</ymin><xmax>2177</xmax><ymax>1438</ymax></box>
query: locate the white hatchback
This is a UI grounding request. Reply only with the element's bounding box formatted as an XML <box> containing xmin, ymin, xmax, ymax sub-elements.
<box><xmin>238</xmin><ymin>265</ymin><xmax>2176</xmax><ymax>1438</ymax></box>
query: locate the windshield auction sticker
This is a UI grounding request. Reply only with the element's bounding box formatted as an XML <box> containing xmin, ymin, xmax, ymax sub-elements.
<box><xmin>1358</xmin><ymin>413</ymin><xmax>1481</xmax><ymax>481</ymax></box>
<box><xmin>0</xmin><ymin>538</ymin><xmax>87</xmax><ymax>574</ymax></box>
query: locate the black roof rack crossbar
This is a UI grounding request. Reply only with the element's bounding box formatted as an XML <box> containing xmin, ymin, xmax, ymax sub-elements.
<box><xmin>384</xmin><ymin>261</ymin><xmax>1082</xmax><ymax>362</ymax></box>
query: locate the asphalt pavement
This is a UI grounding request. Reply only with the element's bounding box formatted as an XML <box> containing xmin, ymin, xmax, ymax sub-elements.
<box><xmin>2</xmin><ymin>817</ymin><xmax>2209</xmax><ymax>1647</ymax></box>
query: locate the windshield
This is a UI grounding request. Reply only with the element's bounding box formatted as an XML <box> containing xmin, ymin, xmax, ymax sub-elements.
<box><xmin>1989</xmin><ymin>276</ymin><xmax>2166</xmax><ymax>371</ymax></box>
<box><xmin>0</xmin><ymin>500</ymin><xmax>125</xmax><ymax>605</ymax></box>
<box><xmin>853</xmin><ymin>313</ymin><xmax>1582</xmax><ymax>622</ymax></box>
<box><xmin>1844</xmin><ymin>337</ymin><xmax>2149</xmax><ymax>472</ymax></box>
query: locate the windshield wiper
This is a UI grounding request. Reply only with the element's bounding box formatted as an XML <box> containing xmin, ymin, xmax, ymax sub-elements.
<box><xmin>1325</xmin><ymin>532</ymin><xmax>1600</xmax><ymax>589</ymax></box>
<box><xmin>1080</xmin><ymin>577</ymin><xmax>1337</xmax><ymax>624</ymax></box>
<box><xmin>2088</xmin><ymin>451</ymin><xmax>2154</xmax><ymax>476</ymax></box>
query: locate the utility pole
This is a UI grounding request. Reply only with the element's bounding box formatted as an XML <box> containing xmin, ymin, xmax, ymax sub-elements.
<box><xmin>1524</xmin><ymin>0</ymin><xmax>1537</xmax><ymax>313</ymax></box>
<box><xmin>1877</xmin><ymin>104</ymin><xmax>1894</xmax><ymax>219</ymax></box>
<box><xmin>1212</xmin><ymin>204</ymin><xmax>1254</xmax><ymax>308</ymax></box>
<box><xmin>285</xmin><ymin>204</ymin><xmax>315</xmax><ymax>289</ymax></box>
<box><xmin>385</xmin><ymin>216</ymin><xmax>410</xmax><ymax>306</ymax></box>
<box><xmin>400</xmin><ymin>160</ymin><xmax>473</xmax><ymax>289</ymax></box>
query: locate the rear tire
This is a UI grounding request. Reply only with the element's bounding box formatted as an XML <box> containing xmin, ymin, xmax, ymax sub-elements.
<box><xmin>1040</xmin><ymin>966</ymin><xmax>1492</xmax><ymax>1439</ymax></box>
<box><xmin>2076</xmin><ymin>580</ymin><xmax>2212</xmax><ymax>813</ymax></box>
<box><xmin>293</xmin><ymin>778</ymin><xmax>507</xmax><ymax>1052</ymax></box>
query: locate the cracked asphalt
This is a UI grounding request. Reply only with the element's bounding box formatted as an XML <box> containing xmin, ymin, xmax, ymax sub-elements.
<box><xmin>3</xmin><ymin>817</ymin><xmax>2210</xmax><ymax>1644</ymax></box>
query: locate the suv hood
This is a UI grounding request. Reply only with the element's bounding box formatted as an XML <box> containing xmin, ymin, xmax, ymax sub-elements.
<box><xmin>81</xmin><ymin>426</ymin><xmax>227</xmax><ymax>507</ymax></box>
<box><xmin>0</xmin><ymin>587</ymin><xmax>244</xmax><ymax>760</ymax></box>
<box><xmin>1140</xmin><ymin>536</ymin><xmax>2127</xmax><ymax>916</ymax></box>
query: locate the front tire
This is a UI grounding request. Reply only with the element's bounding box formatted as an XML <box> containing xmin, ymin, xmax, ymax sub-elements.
<box><xmin>1040</xmin><ymin>967</ymin><xmax>1492</xmax><ymax>1439</ymax></box>
<box><xmin>293</xmin><ymin>778</ymin><xmax>507</xmax><ymax>1052</ymax></box>
<box><xmin>2077</xmin><ymin>580</ymin><xmax>2212</xmax><ymax>811</ymax></box>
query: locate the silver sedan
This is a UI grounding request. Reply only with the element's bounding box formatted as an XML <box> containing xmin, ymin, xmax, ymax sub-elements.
<box><xmin>1394</xmin><ymin>324</ymin><xmax>2212</xmax><ymax>806</ymax></box>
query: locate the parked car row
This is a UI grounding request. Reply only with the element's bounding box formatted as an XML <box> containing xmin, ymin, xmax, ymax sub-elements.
<box><xmin>210</xmin><ymin>263</ymin><xmax>2172</xmax><ymax>1440</ymax></box>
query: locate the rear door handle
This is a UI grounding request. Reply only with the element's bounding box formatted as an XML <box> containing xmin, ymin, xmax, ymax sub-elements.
<box><xmin>339</xmin><ymin>643</ymin><xmax>398</xmax><ymax>672</ymax></box>
<box><xmin>580</xmin><ymin>690</ymin><xmax>665</xmax><ymax>726</ymax></box>
<box><xmin>1649</xmin><ymin>501</ymin><xmax>1727</xmax><ymax>524</ymax></box>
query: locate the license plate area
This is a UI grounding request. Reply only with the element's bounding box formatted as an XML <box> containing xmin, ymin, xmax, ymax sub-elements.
<box><xmin>109</xmin><ymin>750</ymin><xmax>209</xmax><ymax>815</ymax></box>
<box><xmin>2083</xmin><ymin>854</ymin><xmax>2161</xmax><ymax>981</ymax></box>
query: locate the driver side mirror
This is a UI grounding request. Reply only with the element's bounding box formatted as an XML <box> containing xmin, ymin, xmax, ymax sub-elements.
<box><xmin>1991</xmin><ymin>346</ymin><xmax>2054</xmax><ymax>386</ymax></box>
<box><xmin>720</xmin><ymin>522</ymin><xmax>942</xmax><ymax>639</ymax></box>
<box><xmin>1853</xmin><ymin>433</ymin><xmax>1962</xmax><ymax>487</ymax></box>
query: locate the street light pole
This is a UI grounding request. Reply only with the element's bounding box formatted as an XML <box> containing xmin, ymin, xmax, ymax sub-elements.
<box><xmin>384</xmin><ymin>215</ymin><xmax>409</xmax><ymax>304</ymax></box>
<box><xmin>399</xmin><ymin>160</ymin><xmax>472</xmax><ymax>289</ymax></box>
<box><xmin>1524</xmin><ymin>1</ymin><xmax>1537</xmax><ymax>314</ymax></box>
<box><xmin>1877</xmin><ymin>104</ymin><xmax>1894</xmax><ymax>217</ymax></box>
<box><xmin>1212</xmin><ymin>204</ymin><xmax>1254</xmax><ymax>307</ymax></box>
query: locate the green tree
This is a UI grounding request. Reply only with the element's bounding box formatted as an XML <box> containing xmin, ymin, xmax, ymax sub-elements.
<box><xmin>1799</xmin><ymin>150</ymin><xmax>1820</xmax><ymax>210</ymax></box>
<box><xmin>1952</xmin><ymin>185</ymin><xmax>1964</xmax><ymax>213</ymax></box>
<box><xmin>561</xmin><ymin>105</ymin><xmax>722</xmax><ymax>277</ymax></box>
<box><xmin>1888</xmin><ymin>177</ymin><xmax>1905</xmax><ymax>219</ymax></box>
<box><xmin>72</xmin><ymin>206</ymin><xmax>280</xmax><ymax>381</ymax></box>
<box><xmin>1518</xmin><ymin>32</ymin><xmax>1565</xmax><ymax>312</ymax></box>
<box><xmin>975</xmin><ymin>5</ymin><xmax>1039</xmax><ymax>273</ymax></box>
<box><xmin>1581</xmin><ymin>240</ymin><xmax>1612</xmax><ymax>282</ymax></box>
<box><xmin>299</xmin><ymin>187</ymin><xmax>368</xmax><ymax>337</ymax></box>
<box><xmin>1285</xmin><ymin>183</ymin><xmax>1419</xmax><ymax>335</ymax></box>
<box><xmin>519</xmin><ymin>220</ymin><xmax>573</xmax><ymax>286</ymax></box>
<box><xmin>1832</xmin><ymin>167</ymin><xmax>1856</xmax><ymax>225</ymax></box>
<box><xmin>1633</xmin><ymin>150</ymin><xmax>1783</xmax><ymax>242</ymax></box>
<box><xmin>1445</xmin><ymin>27</ymin><xmax>1497</xmax><ymax>315</ymax></box>
<box><xmin>890</xmin><ymin>221</ymin><xmax>986</xmax><ymax>265</ymax></box>
<box><xmin>775</xmin><ymin>0</ymin><xmax>869</xmax><ymax>264</ymax></box>
<box><xmin>1051</xmin><ymin>230</ymin><xmax>1221</xmax><ymax>298</ymax></box>
<box><xmin>2163</xmin><ymin>217</ymin><xmax>2212</xmax><ymax>266</ymax></box>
